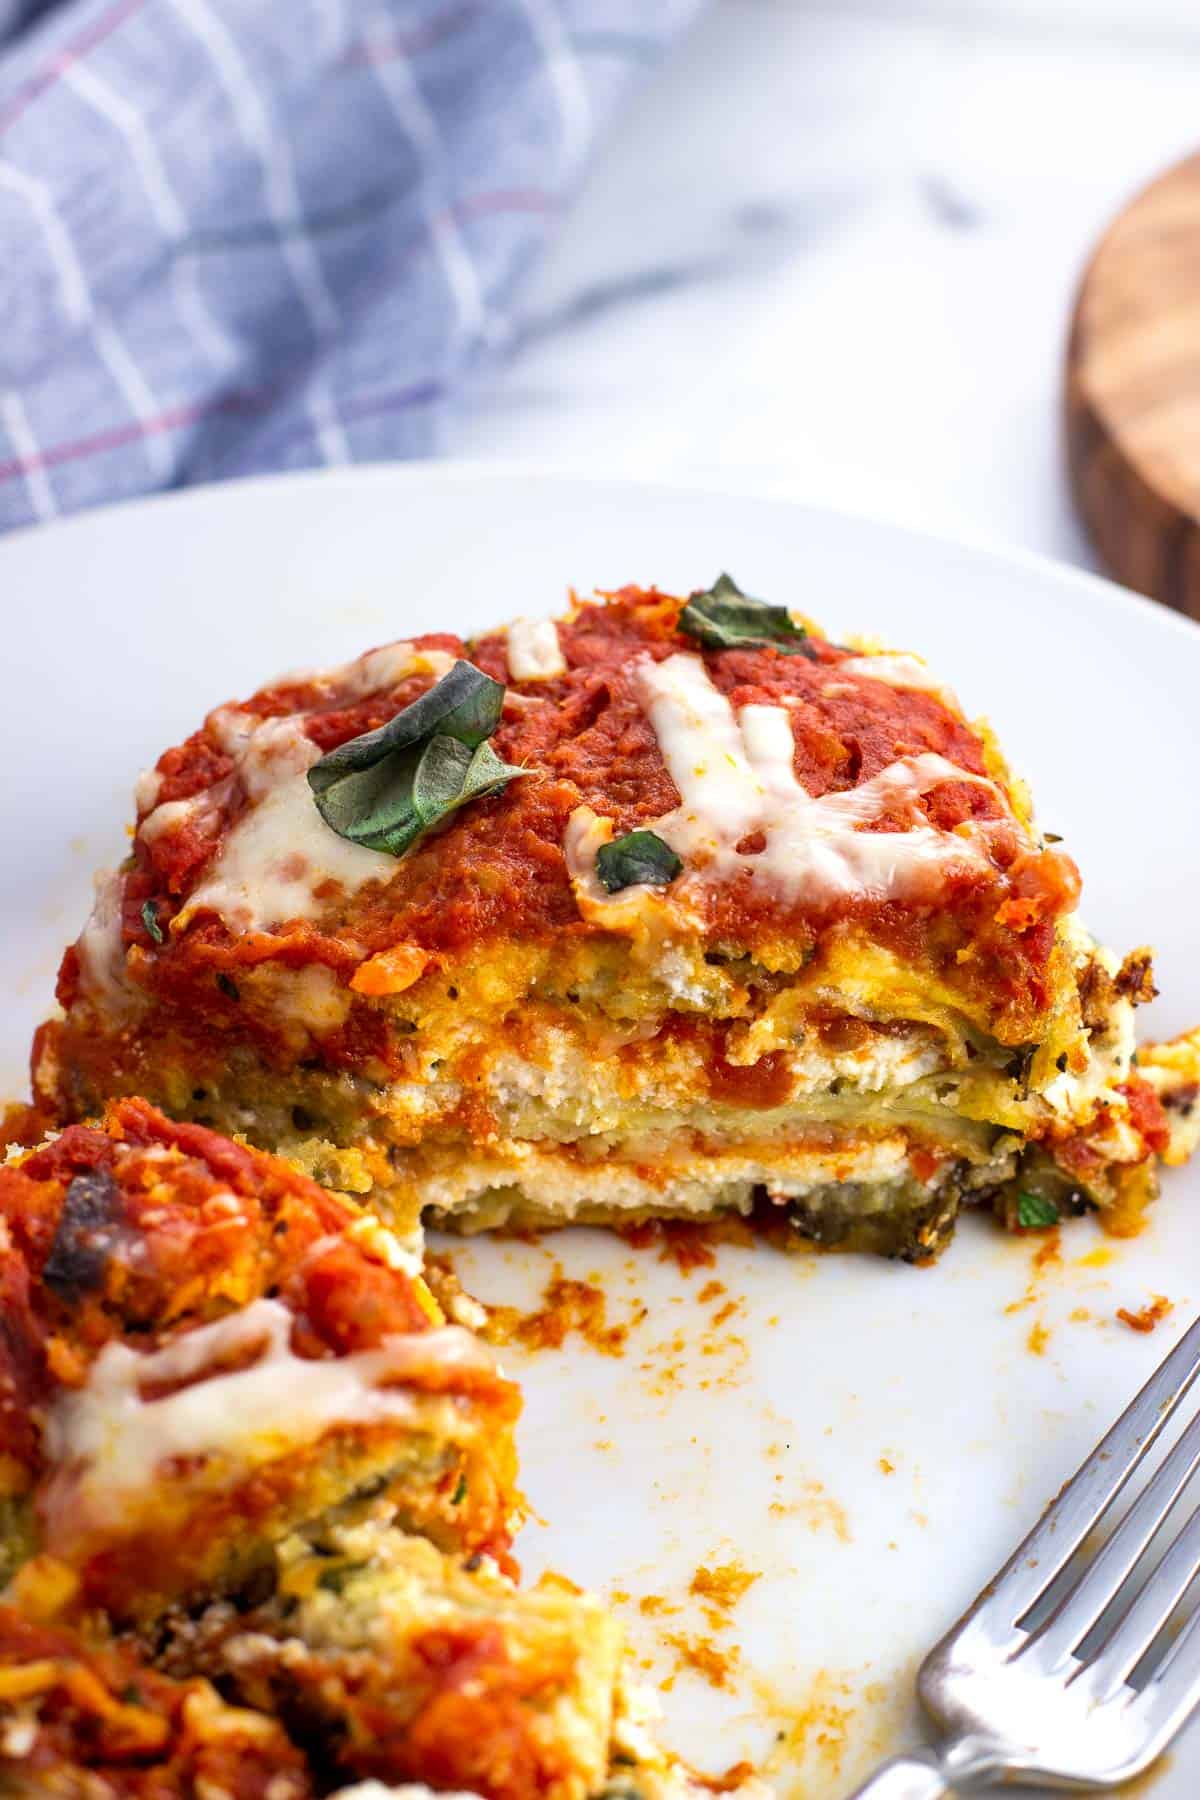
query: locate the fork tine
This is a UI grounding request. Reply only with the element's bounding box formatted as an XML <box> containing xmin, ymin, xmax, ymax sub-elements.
<box><xmin>1137</xmin><ymin>1601</ymin><xmax>1200</xmax><ymax>1745</ymax></box>
<box><xmin>1029</xmin><ymin>1405</ymin><xmax>1200</xmax><ymax>1667</ymax></box>
<box><xmin>1083</xmin><ymin>1497</ymin><xmax>1200</xmax><ymax>1695</ymax></box>
<box><xmin>971</xmin><ymin>1312</ymin><xmax>1200</xmax><ymax>1628</ymax></box>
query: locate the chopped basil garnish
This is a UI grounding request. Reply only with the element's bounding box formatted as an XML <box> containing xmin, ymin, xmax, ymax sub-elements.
<box><xmin>595</xmin><ymin>829</ymin><xmax>682</xmax><ymax>893</ymax></box>
<box><xmin>308</xmin><ymin>660</ymin><xmax>528</xmax><ymax>858</ymax></box>
<box><xmin>679</xmin><ymin>572</ymin><xmax>811</xmax><ymax>656</ymax></box>
<box><xmin>141</xmin><ymin>899</ymin><xmax>164</xmax><ymax>945</ymax></box>
<box><xmin>317</xmin><ymin>1561</ymin><xmax>367</xmax><ymax>1594</ymax></box>
<box><xmin>451</xmin><ymin>1474</ymin><xmax>468</xmax><ymax>1505</ymax></box>
<box><xmin>1016</xmin><ymin>1192</ymin><xmax>1060</xmax><ymax>1230</ymax></box>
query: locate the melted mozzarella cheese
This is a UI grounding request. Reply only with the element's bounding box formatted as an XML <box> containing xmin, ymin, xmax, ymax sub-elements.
<box><xmin>206</xmin><ymin>711</ymin><xmax>319</xmax><ymax>803</ymax></box>
<box><xmin>838</xmin><ymin>652</ymin><xmax>960</xmax><ymax>711</ymax></box>
<box><xmin>333</xmin><ymin>641</ymin><xmax>456</xmax><ymax>701</ymax></box>
<box><xmin>506</xmin><ymin>617</ymin><xmax>566</xmax><ymax>682</ymax></box>
<box><xmin>140</xmin><ymin>796</ymin><xmax>203</xmax><ymax>844</ymax></box>
<box><xmin>172</xmin><ymin>713</ymin><xmax>394</xmax><ymax>933</ymax></box>
<box><xmin>152</xmin><ymin>662</ymin><xmax>474</xmax><ymax>935</ymax></box>
<box><xmin>134</xmin><ymin>766</ymin><xmax>163</xmax><ymax>814</ymax></box>
<box><xmin>139</xmin><ymin>782</ymin><xmax>232</xmax><ymax>845</ymax></box>
<box><xmin>738</xmin><ymin>703</ymin><xmax>804</xmax><ymax>804</ymax></box>
<box><xmin>577</xmin><ymin>652</ymin><xmax>1008</xmax><ymax>910</ymax></box>
<box><xmin>40</xmin><ymin>1300</ymin><xmax>494</xmax><ymax>1552</ymax></box>
<box><xmin>635</xmin><ymin>652</ymin><xmax>762</xmax><ymax>852</ymax></box>
<box><xmin>244</xmin><ymin>717</ymin><xmax>319</xmax><ymax>799</ymax></box>
<box><xmin>179</xmin><ymin>769</ymin><xmax>395</xmax><ymax>933</ymax></box>
<box><xmin>76</xmin><ymin>869</ymin><xmax>141</xmax><ymax>1013</ymax></box>
<box><xmin>271</xmin><ymin>642</ymin><xmax>457</xmax><ymax>702</ymax></box>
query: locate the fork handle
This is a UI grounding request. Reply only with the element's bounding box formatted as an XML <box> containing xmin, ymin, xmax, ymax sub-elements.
<box><xmin>842</xmin><ymin>1750</ymin><xmax>953</xmax><ymax>1799</ymax></box>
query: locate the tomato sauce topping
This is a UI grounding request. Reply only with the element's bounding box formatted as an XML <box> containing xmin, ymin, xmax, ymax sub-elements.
<box><xmin>56</xmin><ymin>589</ymin><xmax>1082</xmax><ymax>1055</ymax></box>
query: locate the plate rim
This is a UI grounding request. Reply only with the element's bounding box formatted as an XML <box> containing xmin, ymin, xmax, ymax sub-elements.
<box><xmin>4</xmin><ymin>460</ymin><xmax>1200</xmax><ymax>1797</ymax></box>
<box><xmin>4</xmin><ymin>456</ymin><xmax>1200</xmax><ymax>658</ymax></box>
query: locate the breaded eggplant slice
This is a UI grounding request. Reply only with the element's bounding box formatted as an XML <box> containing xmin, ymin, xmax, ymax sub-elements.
<box><xmin>162</xmin><ymin>1521</ymin><xmax>621</xmax><ymax>1800</ymax></box>
<box><xmin>160</xmin><ymin>1520</ymin><xmax>772</xmax><ymax>1800</ymax></box>
<box><xmin>33</xmin><ymin>586</ymin><xmax>1178</xmax><ymax>1259</ymax></box>
<box><xmin>0</xmin><ymin>1101</ymin><xmax>519</xmax><ymax>1619</ymax></box>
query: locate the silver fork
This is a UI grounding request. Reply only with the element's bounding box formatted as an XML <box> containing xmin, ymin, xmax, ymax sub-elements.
<box><xmin>845</xmin><ymin>1311</ymin><xmax>1200</xmax><ymax>1796</ymax></box>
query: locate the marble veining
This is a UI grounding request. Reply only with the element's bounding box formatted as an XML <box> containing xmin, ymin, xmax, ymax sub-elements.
<box><xmin>448</xmin><ymin>0</ymin><xmax>1200</xmax><ymax>572</ymax></box>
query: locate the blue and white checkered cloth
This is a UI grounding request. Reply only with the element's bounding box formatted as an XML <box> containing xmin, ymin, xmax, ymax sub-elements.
<box><xmin>0</xmin><ymin>0</ymin><xmax>698</xmax><ymax>529</ymax></box>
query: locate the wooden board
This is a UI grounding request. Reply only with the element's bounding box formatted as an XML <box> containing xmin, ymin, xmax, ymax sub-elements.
<box><xmin>1067</xmin><ymin>153</ymin><xmax>1200</xmax><ymax>620</ymax></box>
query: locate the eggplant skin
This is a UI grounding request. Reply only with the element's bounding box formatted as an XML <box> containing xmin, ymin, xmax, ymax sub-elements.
<box><xmin>780</xmin><ymin>1175</ymin><xmax>964</xmax><ymax>1263</ymax></box>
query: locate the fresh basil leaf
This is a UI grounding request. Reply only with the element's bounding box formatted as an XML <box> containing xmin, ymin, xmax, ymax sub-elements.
<box><xmin>315</xmin><ymin>732</ymin><xmax>527</xmax><ymax>858</ymax></box>
<box><xmin>308</xmin><ymin>660</ymin><xmax>504</xmax><ymax>796</ymax></box>
<box><xmin>595</xmin><ymin>829</ymin><xmax>682</xmax><ymax>893</ymax></box>
<box><xmin>412</xmin><ymin>733</ymin><xmax>475</xmax><ymax>821</ymax></box>
<box><xmin>309</xmin><ymin>661</ymin><xmax>527</xmax><ymax>858</ymax></box>
<box><xmin>679</xmin><ymin>572</ymin><xmax>811</xmax><ymax>656</ymax></box>
<box><xmin>1016</xmin><ymin>1191</ymin><xmax>1060</xmax><ymax>1230</ymax></box>
<box><xmin>451</xmin><ymin>1474</ymin><xmax>468</xmax><ymax>1505</ymax></box>
<box><xmin>141</xmin><ymin>899</ymin><xmax>164</xmax><ymax>945</ymax></box>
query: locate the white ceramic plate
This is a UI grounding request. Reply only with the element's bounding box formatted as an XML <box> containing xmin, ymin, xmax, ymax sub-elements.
<box><xmin>3</xmin><ymin>466</ymin><xmax>1199</xmax><ymax>1799</ymax></box>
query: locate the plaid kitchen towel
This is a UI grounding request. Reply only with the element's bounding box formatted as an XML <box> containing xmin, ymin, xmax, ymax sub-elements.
<box><xmin>0</xmin><ymin>0</ymin><xmax>699</xmax><ymax>528</ymax></box>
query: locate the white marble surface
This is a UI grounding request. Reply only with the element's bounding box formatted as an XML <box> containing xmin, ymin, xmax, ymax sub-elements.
<box><xmin>448</xmin><ymin>0</ymin><xmax>1200</xmax><ymax>571</ymax></box>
